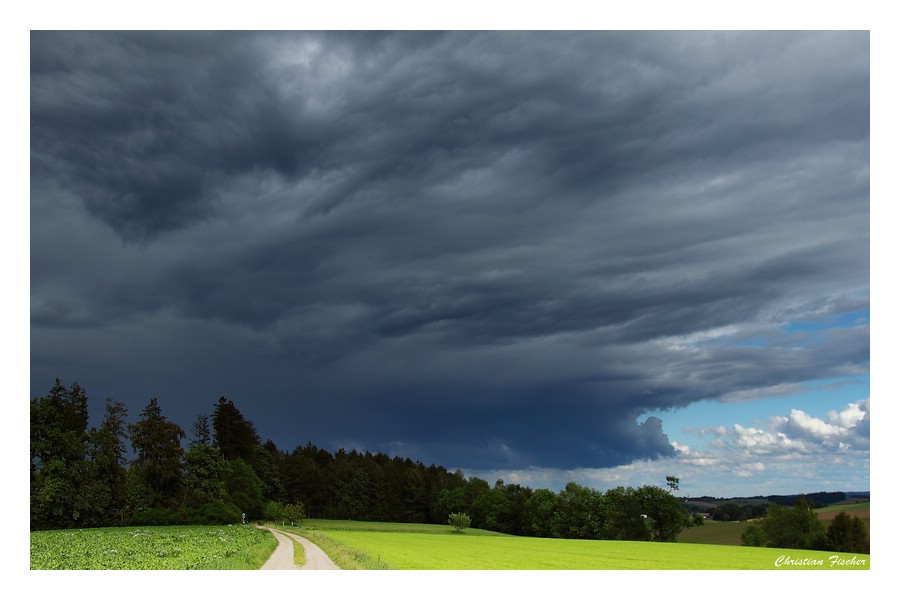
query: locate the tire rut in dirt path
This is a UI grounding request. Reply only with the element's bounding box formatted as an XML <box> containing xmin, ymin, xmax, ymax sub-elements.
<box><xmin>260</xmin><ymin>527</ymin><xmax>341</xmax><ymax>570</ymax></box>
<box><xmin>273</xmin><ymin>528</ymin><xmax>341</xmax><ymax>570</ymax></box>
<box><xmin>260</xmin><ymin>528</ymin><xmax>296</xmax><ymax>570</ymax></box>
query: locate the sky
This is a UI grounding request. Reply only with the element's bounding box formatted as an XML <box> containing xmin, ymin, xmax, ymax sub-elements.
<box><xmin>29</xmin><ymin>30</ymin><xmax>870</xmax><ymax>497</ymax></box>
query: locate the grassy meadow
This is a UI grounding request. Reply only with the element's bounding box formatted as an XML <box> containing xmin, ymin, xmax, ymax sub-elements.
<box><xmin>677</xmin><ymin>520</ymin><xmax>752</xmax><ymax>546</ymax></box>
<box><xmin>30</xmin><ymin>524</ymin><xmax>276</xmax><ymax>570</ymax></box>
<box><xmin>282</xmin><ymin>519</ymin><xmax>869</xmax><ymax>570</ymax></box>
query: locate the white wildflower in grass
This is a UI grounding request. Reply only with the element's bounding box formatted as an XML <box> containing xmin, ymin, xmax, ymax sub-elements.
<box><xmin>31</xmin><ymin>524</ymin><xmax>269</xmax><ymax>569</ymax></box>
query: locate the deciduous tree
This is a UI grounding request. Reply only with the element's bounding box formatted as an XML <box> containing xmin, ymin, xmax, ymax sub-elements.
<box><xmin>665</xmin><ymin>476</ymin><xmax>679</xmax><ymax>493</ymax></box>
<box><xmin>183</xmin><ymin>441</ymin><xmax>229</xmax><ymax>508</ymax></box>
<box><xmin>637</xmin><ymin>485</ymin><xmax>692</xmax><ymax>542</ymax></box>
<box><xmin>555</xmin><ymin>482</ymin><xmax>605</xmax><ymax>539</ymax></box>
<box><xmin>523</xmin><ymin>488</ymin><xmax>559</xmax><ymax>537</ymax></box>
<box><xmin>263</xmin><ymin>500</ymin><xmax>285</xmax><ymax>523</ymax></box>
<box><xmin>225</xmin><ymin>458</ymin><xmax>263</xmax><ymax>517</ymax></box>
<box><xmin>603</xmin><ymin>486</ymin><xmax>650</xmax><ymax>541</ymax></box>
<box><xmin>30</xmin><ymin>379</ymin><xmax>91</xmax><ymax>529</ymax></box>
<box><xmin>448</xmin><ymin>512</ymin><xmax>472</xmax><ymax>533</ymax></box>
<box><xmin>760</xmin><ymin>496</ymin><xmax>827</xmax><ymax>550</ymax></box>
<box><xmin>741</xmin><ymin>523</ymin><xmax>766</xmax><ymax>547</ymax></box>
<box><xmin>283</xmin><ymin>501</ymin><xmax>306</xmax><ymax>525</ymax></box>
<box><xmin>826</xmin><ymin>511</ymin><xmax>869</xmax><ymax>553</ymax></box>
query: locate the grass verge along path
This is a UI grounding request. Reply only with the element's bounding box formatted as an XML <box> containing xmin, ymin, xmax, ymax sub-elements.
<box><xmin>292</xmin><ymin>537</ymin><xmax>306</xmax><ymax>567</ymax></box>
<box><xmin>279</xmin><ymin>525</ymin><xmax>391</xmax><ymax>569</ymax></box>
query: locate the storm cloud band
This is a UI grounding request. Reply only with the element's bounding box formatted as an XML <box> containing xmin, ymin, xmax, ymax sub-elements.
<box><xmin>31</xmin><ymin>31</ymin><xmax>869</xmax><ymax>471</ymax></box>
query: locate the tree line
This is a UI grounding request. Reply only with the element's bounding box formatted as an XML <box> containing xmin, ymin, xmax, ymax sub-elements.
<box><xmin>707</xmin><ymin>502</ymin><xmax>769</xmax><ymax>522</ymax></box>
<box><xmin>31</xmin><ymin>379</ymin><xmax>691</xmax><ymax>541</ymax></box>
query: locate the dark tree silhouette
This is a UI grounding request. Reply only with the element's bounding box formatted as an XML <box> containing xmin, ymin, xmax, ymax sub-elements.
<box><xmin>127</xmin><ymin>398</ymin><xmax>185</xmax><ymax>510</ymax></box>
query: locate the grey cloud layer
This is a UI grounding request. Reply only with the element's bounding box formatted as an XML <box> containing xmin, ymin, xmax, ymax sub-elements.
<box><xmin>31</xmin><ymin>31</ymin><xmax>869</xmax><ymax>470</ymax></box>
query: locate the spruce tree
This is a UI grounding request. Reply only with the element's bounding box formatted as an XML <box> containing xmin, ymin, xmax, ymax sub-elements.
<box><xmin>127</xmin><ymin>398</ymin><xmax>185</xmax><ymax>510</ymax></box>
<box><xmin>81</xmin><ymin>399</ymin><xmax>129</xmax><ymax>525</ymax></box>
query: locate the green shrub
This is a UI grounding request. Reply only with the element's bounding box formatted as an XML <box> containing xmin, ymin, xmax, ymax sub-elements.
<box><xmin>131</xmin><ymin>507</ymin><xmax>183</xmax><ymax>525</ymax></box>
<box><xmin>448</xmin><ymin>512</ymin><xmax>472</xmax><ymax>533</ymax></box>
<box><xmin>283</xmin><ymin>502</ymin><xmax>305</xmax><ymax>525</ymax></box>
<box><xmin>196</xmin><ymin>499</ymin><xmax>243</xmax><ymax>524</ymax></box>
<box><xmin>741</xmin><ymin>523</ymin><xmax>765</xmax><ymax>547</ymax></box>
<box><xmin>262</xmin><ymin>500</ymin><xmax>285</xmax><ymax>522</ymax></box>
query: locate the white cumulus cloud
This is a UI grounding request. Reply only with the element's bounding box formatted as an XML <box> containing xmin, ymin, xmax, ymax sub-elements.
<box><xmin>772</xmin><ymin>399</ymin><xmax>869</xmax><ymax>450</ymax></box>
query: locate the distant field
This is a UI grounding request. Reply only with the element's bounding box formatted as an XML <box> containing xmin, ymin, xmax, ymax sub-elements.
<box><xmin>815</xmin><ymin>502</ymin><xmax>869</xmax><ymax>519</ymax></box>
<box><xmin>679</xmin><ymin>502</ymin><xmax>871</xmax><ymax>546</ymax></box>
<box><xmin>302</xmin><ymin>519</ymin><xmax>510</xmax><ymax>536</ymax></box>
<box><xmin>834</xmin><ymin>497</ymin><xmax>870</xmax><ymax>505</ymax></box>
<box><xmin>285</xmin><ymin>520</ymin><xmax>868</xmax><ymax>570</ymax></box>
<box><xmin>30</xmin><ymin>524</ymin><xmax>276</xmax><ymax>569</ymax></box>
<box><xmin>677</xmin><ymin>520</ymin><xmax>750</xmax><ymax>546</ymax></box>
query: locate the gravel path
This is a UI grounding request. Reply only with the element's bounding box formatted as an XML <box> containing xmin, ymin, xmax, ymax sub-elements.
<box><xmin>260</xmin><ymin>527</ymin><xmax>341</xmax><ymax>570</ymax></box>
<box><xmin>260</xmin><ymin>528</ymin><xmax>296</xmax><ymax>570</ymax></box>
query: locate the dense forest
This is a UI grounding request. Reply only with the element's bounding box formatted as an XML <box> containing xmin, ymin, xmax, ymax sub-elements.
<box><xmin>30</xmin><ymin>379</ymin><xmax>695</xmax><ymax>541</ymax></box>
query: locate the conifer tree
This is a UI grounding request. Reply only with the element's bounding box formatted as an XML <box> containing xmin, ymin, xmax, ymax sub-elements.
<box><xmin>212</xmin><ymin>397</ymin><xmax>260</xmax><ymax>461</ymax></box>
<box><xmin>127</xmin><ymin>398</ymin><xmax>185</xmax><ymax>510</ymax></box>
<box><xmin>81</xmin><ymin>399</ymin><xmax>129</xmax><ymax>525</ymax></box>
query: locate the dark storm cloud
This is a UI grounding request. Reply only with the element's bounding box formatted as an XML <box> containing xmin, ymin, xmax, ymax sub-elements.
<box><xmin>31</xmin><ymin>31</ymin><xmax>868</xmax><ymax>470</ymax></box>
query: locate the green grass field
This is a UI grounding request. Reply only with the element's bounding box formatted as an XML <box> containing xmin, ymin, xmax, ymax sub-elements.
<box><xmin>815</xmin><ymin>501</ymin><xmax>870</xmax><ymax>515</ymax></box>
<box><xmin>302</xmin><ymin>519</ymin><xmax>510</xmax><ymax>536</ymax></box>
<box><xmin>283</xmin><ymin>519</ymin><xmax>868</xmax><ymax>570</ymax></box>
<box><xmin>30</xmin><ymin>524</ymin><xmax>277</xmax><ymax>569</ymax></box>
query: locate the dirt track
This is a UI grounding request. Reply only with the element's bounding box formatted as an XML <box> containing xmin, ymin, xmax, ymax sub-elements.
<box><xmin>260</xmin><ymin>527</ymin><xmax>340</xmax><ymax>570</ymax></box>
